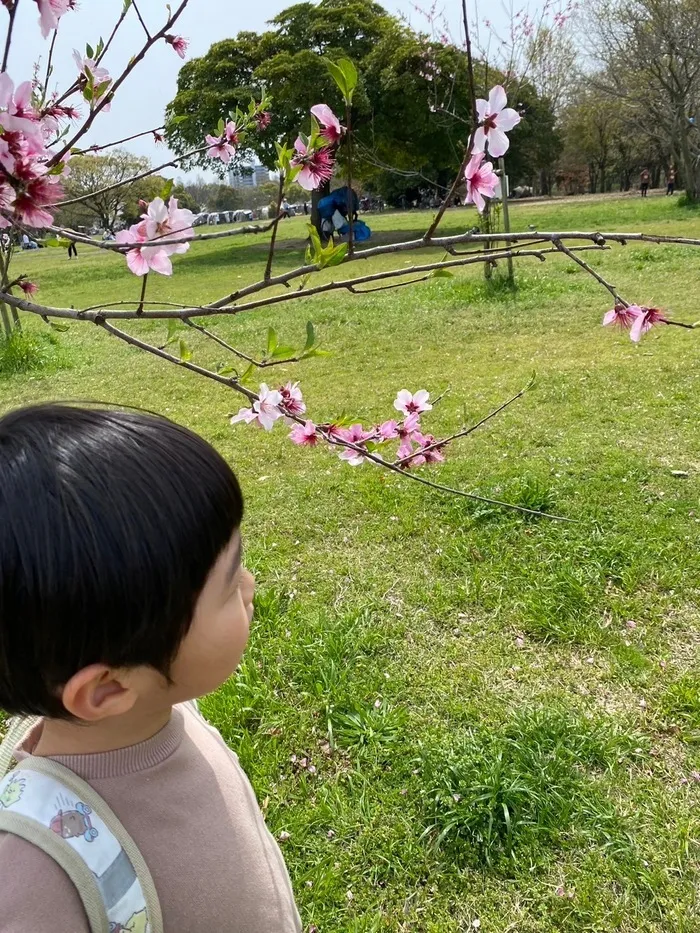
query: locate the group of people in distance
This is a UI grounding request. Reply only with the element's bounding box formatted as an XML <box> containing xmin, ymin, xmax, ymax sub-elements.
<box><xmin>640</xmin><ymin>166</ymin><xmax>676</xmax><ymax>197</ymax></box>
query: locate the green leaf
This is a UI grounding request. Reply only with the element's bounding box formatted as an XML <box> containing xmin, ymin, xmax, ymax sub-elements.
<box><xmin>302</xmin><ymin>347</ymin><xmax>331</xmax><ymax>359</ymax></box>
<box><xmin>178</xmin><ymin>338</ymin><xmax>192</xmax><ymax>362</ymax></box>
<box><xmin>325</xmin><ymin>57</ymin><xmax>358</xmax><ymax>103</ymax></box>
<box><xmin>266</xmin><ymin>326</ymin><xmax>278</xmax><ymax>356</ymax></box>
<box><xmin>122</xmin><ymin>0</ymin><xmax>133</xmax><ymax>12</ymax></box>
<box><xmin>239</xmin><ymin>362</ymin><xmax>256</xmax><ymax>385</ymax></box>
<box><xmin>271</xmin><ymin>345</ymin><xmax>295</xmax><ymax>360</ymax></box>
<box><xmin>48</xmin><ymin>321</ymin><xmax>70</xmax><ymax>332</ymax></box>
<box><xmin>325</xmin><ymin>58</ymin><xmax>349</xmax><ymax>100</ymax></box>
<box><xmin>86</xmin><ymin>43</ymin><xmax>94</xmax><ymax>59</ymax></box>
<box><xmin>166</xmin><ymin>114</ymin><xmax>188</xmax><ymax>128</ymax></box>
<box><xmin>44</xmin><ymin>237</ymin><xmax>70</xmax><ymax>248</ymax></box>
<box><xmin>160</xmin><ymin>178</ymin><xmax>174</xmax><ymax>202</ymax></box>
<box><xmin>324</xmin><ymin>243</ymin><xmax>348</xmax><ymax>268</ymax></box>
<box><xmin>303</xmin><ymin>321</ymin><xmax>316</xmax><ymax>353</ymax></box>
<box><xmin>430</xmin><ymin>268</ymin><xmax>454</xmax><ymax>278</ymax></box>
<box><xmin>166</xmin><ymin>319</ymin><xmax>179</xmax><ymax>344</ymax></box>
<box><xmin>82</xmin><ymin>84</ymin><xmax>94</xmax><ymax>103</ymax></box>
<box><xmin>217</xmin><ymin>364</ymin><xmax>237</xmax><ymax>377</ymax></box>
<box><xmin>217</xmin><ymin>117</ymin><xmax>225</xmax><ymax>136</ymax></box>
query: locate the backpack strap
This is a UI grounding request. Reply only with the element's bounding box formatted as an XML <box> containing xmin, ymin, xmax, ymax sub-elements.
<box><xmin>0</xmin><ymin>752</ymin><xmax>163</xmax><ymax>933</ymax></box>
<box><xmin>0</xmin><ymin>809</ymin><xmax>108</xmax><ymax>933</ymax></box>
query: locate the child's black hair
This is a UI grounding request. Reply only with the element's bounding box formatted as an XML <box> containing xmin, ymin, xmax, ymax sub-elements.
<box><xmin>0</xmin><ymin>403</ymin><xmax>244</xmax><ymax>718</ymax></box>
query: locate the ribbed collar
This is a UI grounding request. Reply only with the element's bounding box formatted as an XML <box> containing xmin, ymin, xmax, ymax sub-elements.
<box><xmin>15</xmin><ymin>708</ymin><xmax>184</xmax><ymax>780</ymax></box>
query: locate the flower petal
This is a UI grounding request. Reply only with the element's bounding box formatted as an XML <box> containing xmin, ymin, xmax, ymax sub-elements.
<box><xmin>475</xmin><ymin>98</ymin><xmax>488</xmax><ymax>122</ymax></box>
<box><xmin>486</xmin><ymin>127</ymin><xmax>509</xmax><ymax>158</ymax></box>
<box><xmin>488</xmin><ymin>84</ymin><xmax>507</xmax><ymax>113</ymax></box>
<box><xmin>125</xmin><ymin>249</ymin><xmax>149</xmax><ymax>276</ymax></box>
<box><xmin>472</xmin><ymin>126</ymin><xmax>487</xmax><ymax>152</ymax></box>
<box><xmin>495</xmin><ymin>107</ymin><xmax>521</xmax><ymax>131</ymax></box>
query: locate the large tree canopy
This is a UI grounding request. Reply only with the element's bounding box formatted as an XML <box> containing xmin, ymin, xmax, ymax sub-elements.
<box><xmin>165</xmin><ymin>0</ymin><xmax>559</xmax><ymax>202</ymax></box>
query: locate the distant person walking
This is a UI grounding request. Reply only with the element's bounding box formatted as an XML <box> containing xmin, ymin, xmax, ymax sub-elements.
<box><xmin>666</xmin><ymin>167</ymin><xmax>676</xmax><ymax>195</ymax></box>
<box><xmin>280</xmin><ymin>198</ymin><xmax>291</xmax><ymax>219</ymax></box>
<box><xmin>67</xmin><ymin>240</ymin><xmax>78</xmax><ymax>259</ymax></box>
<box><xmin>640</xmin><ymin>168</ymin><xmax>650</xmax><ymax>197</ymax></box>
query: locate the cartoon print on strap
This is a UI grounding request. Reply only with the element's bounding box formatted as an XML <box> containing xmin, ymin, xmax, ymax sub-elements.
<box><xmin>50</xmin><ymin>801</ymin><xmax>99</xmax><ymax>842</ymax></box>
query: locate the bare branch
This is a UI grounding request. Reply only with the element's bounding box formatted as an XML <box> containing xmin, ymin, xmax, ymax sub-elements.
<box><xmin>73</xmin><ymin>127</ymin><xmax>166</xmax><ymax>155</ymax></box>
<box><xmin>264</xmin><ymin>174</ymin><xmax>285</xmax><ymax>282</ymax></box>
<box><xmin>2</xmin><ymin>0</ymin><xmax>19</xmax><ymax>73</ymax></box>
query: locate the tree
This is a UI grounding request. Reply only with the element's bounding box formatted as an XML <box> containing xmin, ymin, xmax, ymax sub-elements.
<box><xmin>587</xmin><ymin>0</ymin><xmax>700</xmax><ymax>199</ymax></box>
<box><xmin>57</xmin><ymin>151</ymin><xmax>151</xmax><ymax>231</ymax></box>
<box><xmin>165</xmin><ymin>0</ymin><xmax>560</xmax><ymax>201</ymax></box>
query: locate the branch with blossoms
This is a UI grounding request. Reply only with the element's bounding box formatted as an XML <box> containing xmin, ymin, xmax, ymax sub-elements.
<box><xmin>0</xmin><ymin>1</ymin><xmax>697</xmax><ymax>522</ymax></box>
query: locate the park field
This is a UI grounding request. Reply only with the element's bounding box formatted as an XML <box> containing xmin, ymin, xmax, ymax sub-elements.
<box><xmin>2</xmin><ymin>193</ymin><xmax>700</xmax><ymax>931</ymax></box>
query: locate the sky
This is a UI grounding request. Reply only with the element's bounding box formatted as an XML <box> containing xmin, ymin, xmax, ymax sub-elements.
<box><xmin>6</xmin><ymin>1</ymin><xmax>499</xmax><ymax>182</ymax></box>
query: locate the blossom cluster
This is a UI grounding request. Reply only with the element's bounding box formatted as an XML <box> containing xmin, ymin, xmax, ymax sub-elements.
<box><xmin>464</xmin><ymin>85</ymin><xmax>520</xmax><ymax>213</ymax></box>
<box><xmin>0</xmin><ymin>74</ymin><xmax>72</xmax><ymax>227</ymax></box>
<box><xmin>115</xmin><ymin>196</ymin><xmax>195</xmax><ymax>276</ymax></box>
<box><xmin>231</xmin><ymin>384</ymin><xmax>446</xmax><ymax>469</ymax></box>
<box><xmin>603</xmin><ymin>305</ymin><xmax>669</xmax><ymax>342</ymax></box>
<box><xmin>290</xmin><ymin>104</ymin><xmax>343</xmax><ymax>191</ymax></box>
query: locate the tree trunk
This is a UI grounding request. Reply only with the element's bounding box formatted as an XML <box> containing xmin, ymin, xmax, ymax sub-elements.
<box><xmin>678</xmin><ymin>124</ymin><xmax>699</xmax><ymax>199</ymax></box>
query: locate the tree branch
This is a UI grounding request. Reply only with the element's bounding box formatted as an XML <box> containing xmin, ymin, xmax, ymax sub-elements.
<box><xmin>264</xmin><ymin>174</ymin><xmax>285</xmax><ymax>281</ymax></box>
<box><xmin>49</xmin><ymin>0</ymin><xmax>191</xmax><ymax>165</ymax></box>
<box><xmin>73</xmin><ymin>127</ymin><xmax>166</xmax><ymax>155</ymax></box>
<box><xmin>130</xmin><ymin>0</ymin><xmax>152</xmax><ymax>40</ymax></box>
<box><xmin>1</xmin><ymin>0</ymin><xmax>18</xmax><ymax>74</ymax></box>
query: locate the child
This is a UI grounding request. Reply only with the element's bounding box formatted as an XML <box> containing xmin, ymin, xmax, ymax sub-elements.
<box><xmin>0</xmin><ymin>404</ymin><xmax>301</xmax><ymax>932</ymax></box>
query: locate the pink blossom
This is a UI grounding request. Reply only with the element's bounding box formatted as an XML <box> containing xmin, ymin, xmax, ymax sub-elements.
<box><xmin>153</xmin><ymin>131</ymin><xmax>165</xmax><ymax>144</ymax></box>
<box><xmin>410</xmin><ymin>431</ymin><xmax>446</xmax><ymax>466</ymax></box>
<box><xmin>394</xmin><ymin>389</ymin><xmax>432</xmax><ymax>416</ymax></box>
<box><xmin>602</xmin><ymin>304</ymin><xmax>642</xmax><ymax>330</ymax></box>
<box><xmin>0</xmin><ymin>181</ymin><xmax>14</xmax><ymax>225</ymax></box>
<box><xmin>291</xmin><ymin>138</ymin><xmax>335</xmax><ymax>191</ymax></box>
<box><xmin>0</xmin><ymin>75</ymin><xmax>41</xmax><ymax>142</ymax></box>
<box><xmin>473</xmin><ymin>85</ymin><xmax>521</xmax><ymax>158</ymax></box>
<box><xmin>165</xmin><ymin>34</ymin><xmax>189</xmax><ymax>59</ymax></box>
<box><xmin>629</xmin><ymin>306</ymin><xmax>668</xmax><ymax>343</ymax></box>
<box><xmin>465</xmin><ymin>152</ymin><xmax>499</xmax><ymax>213</ymax></box>
<box><xmin>378</xmin><ymin>419</ymin><xmax>399</xmax><ymax>440</ymax></box>
<box><xmin>115</xmin><ymin>228</ymin><xmax>172</xmax><ymax>277</ymax></box>
<box><xmin>206</xmin><ymin>130</ymin><xmax>236</xmax><ymax>163</ymax></box>
<box><xmin>34</xmin><ymin>0</ymin><xmax>73</xmax><ymax>39</ymax></box>
<box><xmin>230</xmin><ymin>384</ymin><xmax>283</xmax><ymax>431</ymax></box>
<box><xmin>225</xmin><ymin>121</ymin><xmax>239</xmax><ymax>145</ymax></box>
<box><xmin>19</xmin><ymin>280</ymin><xmax>38</xmax><ymax>296</ymax></box>
<box><xmin>279</xmin><ymin>381</ymin><xmax>306</xmax><ymax>416</ymax></box>
<box><xmin>338</xmin><ymin>423</ymin><xmax>373</xmax><ymax>466</ymax></box>
<box><xmin>141</xmin><ymin>196</ymin><xmax>194</xmax><ymax>255</ymax></box>
<box><xmin>13</xmin><ymin>173</ymin><xmax>63</xmax><ymax>226</ymax></box>
<box><xmin>72</xmin><ymin>50</ymin><xmax>112</xmax><ymax>110</ymax></box>
<box><xmin>255</xmin><ymin>111</ymin><xmax>272</xmax><ymax>131</ymax></box>
<box><xmin>289</xmin><ymin>420</ymin><xmax>318</xmax><ymax>446</ymax></box>
<box><xmin>310</xmin><ymin>104</ymin><xmax>343</xmax><ymax>146</ymax></box>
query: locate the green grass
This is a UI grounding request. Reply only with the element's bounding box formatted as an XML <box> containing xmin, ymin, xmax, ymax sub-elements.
<box><xmin>4</xmin><ymin>193</ymin><xmax>700</xmax><ymax>931</ymax></box>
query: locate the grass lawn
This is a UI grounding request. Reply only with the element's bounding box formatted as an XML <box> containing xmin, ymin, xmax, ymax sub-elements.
<box><xmin>3</xmin><ymin>193</ymin><xmax>700</xmax><ymax>931</ymax></box>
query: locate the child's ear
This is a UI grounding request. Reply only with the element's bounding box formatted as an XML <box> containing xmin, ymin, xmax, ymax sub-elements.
<box><xmin>61</xmin><ymin>665</ymin><xmax>138</xmax><ymax>721</ymax></box>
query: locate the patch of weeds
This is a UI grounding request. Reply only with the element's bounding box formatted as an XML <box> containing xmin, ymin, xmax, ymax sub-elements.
<box><xmin>504</xmin><ymin>473</ymin><xmax>555</xmax><ymax>514</ymax></box>
<box><xmin>515</xmin><ymin>566</ymin><xmax>603</xmax><ymax>644</ymax></box>
<box><xmin>0</xmin><ymin>328</ymin><xmax>63</xmax><ymax>375</ymax></box>
<box><xmin>327</xmin><ymin>700</ymin><xmax>406</xmax><ymax>761</ymax></box>
<box><xmin>660</xmin><ymin>674</ymin><xmax>700</xmax><ymax>742</ymax></box>
<box><xmin>420</xmin><ymin>707</ymin><xmax>639</xmax><ymax>869</ymax></box>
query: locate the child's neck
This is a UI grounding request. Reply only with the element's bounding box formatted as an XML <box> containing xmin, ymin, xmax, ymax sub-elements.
<box><xmin>32</xmin><ymin>705</ymin><xmax>173</xmax><ymax>757</ymax></box>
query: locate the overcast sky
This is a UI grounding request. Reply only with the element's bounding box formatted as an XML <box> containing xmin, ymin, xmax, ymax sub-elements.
<box><xmin>7</xmin><ymin>1</ymin><xmax>495</xmax><ymax>181</ymax></box>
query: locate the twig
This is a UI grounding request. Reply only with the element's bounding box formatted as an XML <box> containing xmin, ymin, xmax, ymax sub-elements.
<box><xmin>40</xmin><ymin>27</ymin><xmax>58</xmax><ymax>106</ymax></box>
<box><xmin>552</xmin><ymin>238</ymin><xmax>626</xmax><ymax>305</ymax></box>
<box><xmin>184</xmin><ymin>319</ymin><xmax>299</xmax><ymax>367</ymax></box>
<box><xmin>46</xmin><ymin>218</ymin><xmax>276</xmax><ymax>251</ymax></box>
<box><xmin>95</xmin><ymin>4</ymin><xmax>130</xmax><ymax>67</ymax></box>
<box><xmin>395</xmin><ymin>377</ymin><xmax>534</xmax><ymax>465</ymax></box>
<box><xmin>264</xmin><ymin>174</ymin><xmax>285</xmax><ymax>281</ymax></box>
<box><xmin>1</xmin><ymin>0</ymin><xmax>18</xmax><ymax>73</ymax></box>
<box><xmin>137</xmin><ymin>274</ymin><xmax>148</xmax><ymax>314</ymax></box>
<box><xmin>130</xmin><ymin>0</ymin><xmax>152</xmax><ymax>39</ymax></box>
<box><xmin>55</xmin><ymin>143</ymin><xmax>209</xmax><ymax>206</ymax></box>
<box><xmin>49</xmin><ymin>0</ymin><xmax>191</xmax><ymax>165</ymax></box>
<box><xmin>73</xmin><ymin>127</ymin><xmax>166</xmax><ymax>155</ymax></box>
<box><xmin>96</xmin><ymin>319</ymin><xmax>257</xmax><ymax>402</ymax></box>
<box><xmin>423</xmin><ymin>0</ymin><xmax>480</xmax><ymax>241</ymax></box>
